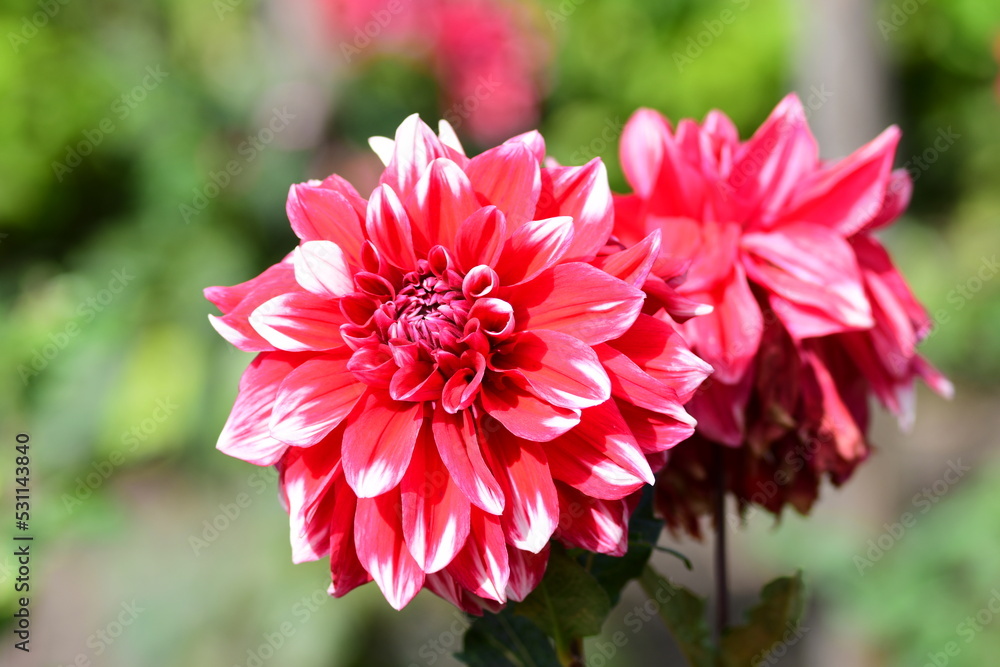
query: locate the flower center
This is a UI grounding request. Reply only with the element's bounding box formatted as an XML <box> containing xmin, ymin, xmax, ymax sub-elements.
<box><xmin>387</xmin><ymin>259</ymin><xmax>469</xmax><ymax>352</ymax></box>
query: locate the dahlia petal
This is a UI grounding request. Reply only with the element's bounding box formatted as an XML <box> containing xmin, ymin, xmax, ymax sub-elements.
<box><xmin>729</xmin><ymin>93</ymin><xmax>818</xmax><ymax>225</ymax></box>
<box><xmin>536</xmin><ymin>159</ymin><xmax>614</xmax><ymax>261</ymax></box>
<box><xmin>365</xmin><ymin>184</ymin><xmax>417</xmax><ymax>269</ymax></box>
<box><xmin>355</xmin><ymin>491</ymin><xmax>425</xmax><ymax>610</ymax></box>
<box><xmin>679</xmin><ymin>265</ymin><xmax>762</xmax><ymax>384</ymax></box>
<box><xmin>554</xmin><ymin>483</ymin><xmax>629</xmax><ymax>556</ymax></box>
<box><xmin>686</xmin><ymin>374</ymin><xmax>753</xmax><ymax>447</ymax></box>
<box><xmin>465</xmin><ymin>142</ymin><xmax>541</xmax><ymax>229</ymax></box>
<box><xmin>279</xmin><ymin>437</ymin><xmax>343</xmax><ymax>563</ymax></box>
<box><xmin>328</xmin><ymin>483</ymin><xmax>372</xmax><ymax>597</ymax></box>
<box><xmin>437</xmin><ymin>120</ymin><xmax>467</xmax><ymax>157</ymax></box>
<box><xmin>270</xmin><ymin>351</ymin><xmax>365</xmax><ymax>446</ymax></box>
<box><xmin>596</xmin><ymin>343</ymin><xmax>699</xmax><ymax>420</ymax></box>
<box><xmin>494</xmin><ymin>216</ymin><xmax>575</xmax><ymax>285</ymax></box>
<box><xmin>606</xmin><ymin>314</ymin><xmax>713</xmax><ymax>403</ymax></box>
<box><xmin>866</xmin><ymin>168</ymin><xmax>912</xmax><ymax>232</ymax></box>
<box><xmin>479</xmin><ymin>379</ymin><xmax>581</xmax><ymax>441</ymax></box>
<box><xmin>491</xmin><ymin>329</ymin><xmax>610</xmax><ymax>409</ymax></box>
<box><xmin>368</xmin><ymin>135</ymin><xmax>395</xmax><ymax>165</ymax></box>
<box><xmin>406</xmin><ymin>158</ymin><xmax>479</xmax><ymax>251</ymax></box>
<box><xmin>778</xmin><ymin>126</ymin><xmax>901</xmax><ymax>235</ymax></box>
<box><xmin>506</xmin><ymin>544</ymin><xmax>549</xmax><ymax>602</ymax></box>
<box><xmin>620</xmin><ymin>108</ymin><xmax>671</xmax><ymax>199</ymax></box>
<box><xmin>547</xmin><ymin>400</ymin><xmax>654</xmax><ymax>500</ymax></box>
<box><xmin>590</xmin><ymin>229</ymin><xmax>662</xmax><ymax>288</ymax></box>
<box><xmin>217</xmin><ymin>352</ymin><xmax>300</xmax><ymax>465</ymax></box>
<box><xmin>484</xmin><ymin>431</ymin><xmax>559</xmax><ymax>553</ymax></box>
<box><xmin>504</xmin><ymin>263</ymin><xmax>644</xmax><ymax>346</ymax></box>
<box><xmin>424</xmin><ymin>572</ymin><xmax>496</xmax><ymax>616</ymax></box>
<box><xmin>432</xmin><ymin>406</ymin><xmax>505</xmax><ymax>515</ymax></box>
<box><xmin>448</xmin><ymin>510</ymin><xmax>509</xmax><ymax>603</ymax></box>
<box><xmin>342</xmin><ymin>391</ymin><xmax>424</xmax><ymax>497</ymax></box>
<box><xmin>294</xmin><ymin>241</ymin><xmax>356</xmax><ymax>299</ymax></box>
<box><xmin>401</xmin><ymin>426</ymin><xmax>472</xmax><ymax>573</ymax></box>
<box><xmin>454</xmin><ymin>206</ymin><xmax>507</xmax><ymax>271</ymax></box>
<box><xmin>503</xmin><ymin>129</ymin><xmax>546</xmax><ymax>163</ymax></box>
<box><xmin>205</xmin><ymin>262</ymin><xmax>300</xmax><ymax>351</ymax></box>
<box><xmin>743</xmin><ymin>223</ymin><xmax>873</xmax><ymax>337</ymax></box>
<box><xmin>381</xmin><ymin>114</ymin><xmax>449</xmax><ymax>200</ymax></box>
<box><xmin>250</xmin><ymin>291</ymin><xmax>349</xmax><ymax>352</ymax></box>
<box><xmin>286</xmin><ymin>183</ymin><xmax>365</xmax><ymax>266</ymax></box>
<box><xmin>616</xmin><ymin>400</ymin><xmax>696</xmax><ymax>454</ymax></box>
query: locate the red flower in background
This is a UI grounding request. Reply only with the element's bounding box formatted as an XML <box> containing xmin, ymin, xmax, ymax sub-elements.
<box><xmin>206</xmin><ymin>116</ymin><xmax>709</xmax><ymax>610</ymax></box>
<box><xmin>614</xmin><ymin>95</ymin><xmax>951</xmax><ymax>536</ymax></box>
<box><xmin>327</xmin><ymin>0</ymin><xmax>550</xmax><ymax>143</ymax></box>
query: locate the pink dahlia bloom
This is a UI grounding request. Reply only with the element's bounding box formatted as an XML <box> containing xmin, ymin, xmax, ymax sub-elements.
<box><xmin>614</xmin><ymin>95</ymin><xmax>952</xmax><ymax>534</ymax></box>
<box><xmin>206</xmin><ymin>116</ymin><xmax>709</xmax><ymax>609</ymax></box>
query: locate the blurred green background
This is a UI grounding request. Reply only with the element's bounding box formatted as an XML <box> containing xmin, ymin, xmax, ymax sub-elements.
<box><xmin>1</xmin><ymin>0</ymin><xmax>999</xmax><ymax>665</ymax></box>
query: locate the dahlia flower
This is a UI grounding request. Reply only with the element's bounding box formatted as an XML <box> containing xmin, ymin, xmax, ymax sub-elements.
<box><xmin>613</xmin><ymin>95</ymin><xmax>952</xmax><ymax>534</ymax></box>
<box><xmin>206</xmin><ymin>116</ymin><xmax>709</xmax><ymax>609</ymax></box>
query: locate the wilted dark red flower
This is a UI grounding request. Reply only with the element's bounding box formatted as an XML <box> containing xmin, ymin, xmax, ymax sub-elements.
<box><xmin>614</xmin><ymin>95</ymin><xmax>952</xmax><ymax>535</ymax></box>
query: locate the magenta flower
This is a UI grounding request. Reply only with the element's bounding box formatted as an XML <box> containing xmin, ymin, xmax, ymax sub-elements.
<box><xmin>206</xmin><ymin>116</ymin><xmax>709</xmax><ymax>609</ymax></box>
<box><xmin>614</xmin><ymin>96</ymin><xmax>951</xmax><ymax>531</ymax></box>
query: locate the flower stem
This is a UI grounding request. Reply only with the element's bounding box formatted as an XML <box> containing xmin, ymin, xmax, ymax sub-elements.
<box><xmin>713</xmin><ymin>445</ymin><xmax>729</xmax><ymax>642</ymax></box>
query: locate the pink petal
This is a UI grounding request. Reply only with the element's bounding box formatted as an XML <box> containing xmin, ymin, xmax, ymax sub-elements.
<box><xmin>206</xmin><ymin>262</ymin><xmax>300</xmax><ymax>351</ymax></box>
<box><xmin>686</xmin><ymin>373</ymin><xmax>753</xmax><ymax>447</ymax></box>
<box><xmin>406</xmin><ymin>158</ymin><xmax>479</xmax><ymax>251</ymax></box>
<box><xmin>365</xmin><ymin>184</ymin><xmax>417</xmax><ymax>269</ymax></box>
<box><xmin>554</xmin><ymin>483</ymin><xmax>629</xmax><ymax>556</ymax></box>
<box><xmin>250</xmin><ymin>291</ymin><xmax>348</xmax><ymax>352</ymax></box>
<box><xmin>401</xmin><ymin>426</ymin><xmax>471</xmax><ymax>572</ymax></box>
<box><xmin>217</xmin><ymin>352</ymin><xmax>300</xmax><ymax>465</ymax></box>
<box><xmin>494</xmin><ymin>216</ymin><xmax>575</xmax><ymax>285</ymax></box>
<box><xmin>606</xmin><ymin>314</ymin><xmax>713</xmax><ymax>403</ymax></box>
<box><xmin>547</xmin><ymin>400</ymin><xmax>654</xmax><ymax>500</ymax></box>
<box><xmin>596</xmin><ymin>343</ymin><xmax>700</xmax><ymax>421</ymax></box>
<box><xmin>620</xmin><ymin>108</ymin><xmax>671</xmax><ymax>199</ymax></box>
<box><xmin>465</xmin><ymin>142</ymin><xmax>541</xmax><ymax>230</ymax></box>
<box><xmin>536</xmin><ymin>159</ymin><xmax>613</xmax><ymax>262</ymax></box>
<box><xmin>341</xmin><ymin>391</ymin><xmax>424</xmax><ymax>497</ymax></box>
<box><xmin>286</xmin><ymin>183</ymin><xmax>365</xmax><ymax>266</ymax></box>
<box><xmin>479</xmin><ymin>378</ymin><xmax>581</xmax><ymax>441</ymax></box>
<box><xmin>778</xmin><ymin>126</ymin><xmax>901</xmax><ymax>235</ymax></box>
<box><xmin>447</xmin><ymin>510</ymin><xmax>510</xmax><ymax>603</ymax></box>
<box><xmin>279</xmin><ymin>436</ymin><xmax>343</xmax><ymax>563</ymax></box>
<box><xmin>454</xmin><ymin>206</ymin><xmax>507</xmax><ymax>272</ymax></box>
<box><xmin>590</xmin><ymin>229</ymin><xmax>661</xmax><ymax>288</ymax></box>
<box><xmin>491</xmin><ymin>329</ymin><xmax>610</xmax><ymax>409</ymax></box>
<box><xmin>866</xmin><ymin>168</ymin><xmax>912</xmax><ymax>232</ymax></box>
<box><xmin>506</xmin><ymin>544</ymin><xmax>549</xmax><ymax>602</ymax></box>
<box><xmin>679</xmin><ymin>265</ymin><xmax>762</xmax><ymax>384</ymax></box>
<box><xmin>504</xmin><ymin>130</ymin><xmax>546</xmax><ymax>163</ymax></box>
<box><xmin>742</xmin><ymin>223</ymin><xmax>873</xmax><ymax>338</ymax></box>
<box><xmin>616</xmin><ymin>400</ymin><xmax>696</xmax><ymax>454</ymax></box>
<box><xmin>355</xmin><ymin>490</ymin><xmax>425</xmax><ymax>610</ymax></box>
<box><xmin>432</xmin><ymin>405</ymin><xmax>505</xmax><ymax>515</ymax></box>
<box><xmin>380</xmin><ymin>114</ymin><xmax>450</xmax><ymax>200</ymax></box>
<box><xmin>484</xmin><ymin>430</ymin><xmax>559</xmax><ymax>553</ymax></box>
<box><xmin>503</xmin><ymin>263</ymin><xmax>644</xmax><ymax>346</ymax></box>
<box><xmin>294</xmin><ymin>241</ymin><xmax>356</xmax><ymax>299</ymax></box>
<box><xmin>269</xmin><ymin>350</ymin><xmax>366</xmax><ymax>447</ymax></box>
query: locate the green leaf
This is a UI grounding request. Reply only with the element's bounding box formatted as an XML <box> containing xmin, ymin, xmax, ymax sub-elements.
<box><xmin>516</xmin><ymin>546</ymin><xmax>613</xmax><ymax>653</ymax></box>
<box><xmin>638</xmin><ymin>565</ymin><xmax>716</xmax><ymax>667</ymax></box>
<box><xmin>720</xmin><ymin>572</ymin><xmax>807</xmax><ymax>667</ymax></box>
<box><xmin>456</xmin><ymin>607</ymin><xmax>561</xmax><ymax>667</ymax></box>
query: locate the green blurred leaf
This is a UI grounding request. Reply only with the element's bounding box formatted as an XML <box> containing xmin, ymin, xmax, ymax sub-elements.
<box><xmin>457</xmin><ymin>606</ymin><xmax>561</xmax><ymax>667</ymax></box>
<box><xmin>720</xmin><ymin>572</ymin><xmax>806</xmax><ymax>667</ymax></box>
<box><xmin>638</xmin><ymin>565</ymin><xmax>716</xmax><ymax>667</ymax></box>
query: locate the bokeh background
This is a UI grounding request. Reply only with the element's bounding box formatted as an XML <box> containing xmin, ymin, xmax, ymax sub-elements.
<box><xmin>2</xmin><ymin>0</ymin><xmax>999</xmax><ymax>665</ymax></box>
